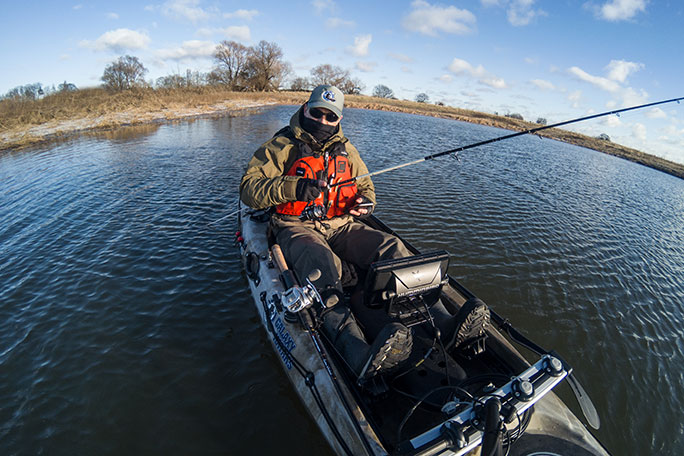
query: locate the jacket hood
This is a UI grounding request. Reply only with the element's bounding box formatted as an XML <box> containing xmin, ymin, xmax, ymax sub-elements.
<box><xmin>289</xmin><ymin>104</ymin><xmax>347</xmax><ymax>150</ymax></box>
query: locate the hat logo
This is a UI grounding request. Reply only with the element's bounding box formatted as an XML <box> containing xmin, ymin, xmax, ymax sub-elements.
<box><xmin>322</xmin><ymin>90</ymin><xmax>336</xmax><ymax>102</ymax></box>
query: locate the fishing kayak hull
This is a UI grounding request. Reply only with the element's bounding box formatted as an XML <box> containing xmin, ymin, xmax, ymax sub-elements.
<box><xmin>237</xmin><ymin>207</ymin><xmax>610</xmax><ymax>456</ymax></box>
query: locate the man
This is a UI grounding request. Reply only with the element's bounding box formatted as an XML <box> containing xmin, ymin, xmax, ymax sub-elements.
<box><xmin>240</xmin><ymin>85</ymin><xmax>413</xmax><ymax>385</ymax></box>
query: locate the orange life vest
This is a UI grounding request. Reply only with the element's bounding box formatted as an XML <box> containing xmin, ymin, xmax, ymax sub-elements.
<box><xmin>276</xmin><ymin>146</ymin><xmax>358</xmax><ymax>219</ymax></box>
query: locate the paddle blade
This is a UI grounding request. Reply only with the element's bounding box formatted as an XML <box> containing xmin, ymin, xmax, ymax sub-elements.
<box><xmin>567</xmin><ymin>373</ymin><xmax>601</xmax><ymax>429</ymax></box>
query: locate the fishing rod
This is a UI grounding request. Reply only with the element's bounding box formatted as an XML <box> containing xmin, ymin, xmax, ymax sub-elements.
<box><xmin>331</xmin><ymin>96</ymin><xmax>684</xmax><ymax>188</ymax></box>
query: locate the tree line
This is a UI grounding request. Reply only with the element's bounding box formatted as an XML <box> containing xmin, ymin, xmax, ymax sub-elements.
<box><xmin>7</xmin><ymin>39</ymin><xmax>567</xmax><ymax>125</ymax></box>
<box><xmin>2</xmin><ymin>39</ymin><xmax>405</xmax><ymax>102</ymax></box>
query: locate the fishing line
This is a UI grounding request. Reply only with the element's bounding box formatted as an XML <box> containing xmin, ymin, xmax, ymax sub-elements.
<box><xmin>331</xmin><ymin>96</ymin><xmax>684</xmax><ymax>188</ymax></box>
<box><xmin>207</xmin><ymin>205</ymin><xmax>242</xmax><ymax>226</ymax></box>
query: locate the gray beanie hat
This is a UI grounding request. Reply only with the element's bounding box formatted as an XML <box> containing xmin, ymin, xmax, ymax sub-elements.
<box><xmin>307</xmin><ymin>85</ymin><xmax>344</xmax><ymax>117</ymax></box>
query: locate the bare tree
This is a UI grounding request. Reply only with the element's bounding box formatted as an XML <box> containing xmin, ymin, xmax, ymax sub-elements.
<box><xmin>289</xmin><ymin>77</ymin><xmax>311</xmax><ymax>91</ymax></box>
<box><xmin>212</xmin><ymin>41</ymin><xmax>250</xmax><ymax>90</ymax></box>
<box><xmin>3</xmin><ymin>83</ymin><xmax>43</xmax><ymax>100</ymax></box>
<box><xmin>338</xmin><ymin>77</ymin><xmax>364</xmax><ymax>95</ymax></box>
<box><xmin>58</xmin><ymin>81</ymin><xmax>77</xmax><ymax>92</ymax></box>
<box><xmin>244</xmin><ymin>40</ymin><xmax>290</xmax><ymax>91</ymax></box>
<box><xmin>310</xmin><ymin>64</ymin><xmax>364</xmax><ymax>94</ymax></box>
<box><xmin>372</xmin><ymin>84</ymin><xmax>394</xmax><ymax>99</ymax></box>
<box><xmin>310</xmin><ymin>64</ymin><xmax>350</xmax><ymax>87</ymax></box>
<box><xmin>156</xmin><ymin>74</ymin><xmax>187</xmax><ymax>89</ymax></box>
<box><xmin>415</xmin><ymin>93</ymin><xmax>429</xmax><ymax>103</ymax></box>
<box><xmin>101</xmin><ymin>55</ymin><xmax>148</xmax><ymax>90</ymax></box>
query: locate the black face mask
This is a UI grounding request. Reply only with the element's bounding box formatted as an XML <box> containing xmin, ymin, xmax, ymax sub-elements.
<box><xmin>300</xmin><ymin>110</ymin><xmax>338</xmax><ymax>143</ymax></box>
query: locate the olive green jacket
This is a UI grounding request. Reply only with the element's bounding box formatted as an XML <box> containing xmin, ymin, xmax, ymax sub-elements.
<box><xmin>240</xmin><ymin>106</ymin><xmax>376</xmax><ymax>220</ymax></box>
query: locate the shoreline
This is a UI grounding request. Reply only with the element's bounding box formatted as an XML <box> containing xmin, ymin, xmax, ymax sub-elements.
<box><xmin>2</xmin><ymin>90</ymin><xmax>682</xmax><ymax>179</ymax></box>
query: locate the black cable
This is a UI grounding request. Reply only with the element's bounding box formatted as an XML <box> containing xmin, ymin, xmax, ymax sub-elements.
<box><xmin>411</xmin><ymin>298</ymin><xmax>450</xmax><ymax>385</ymax></box>
<box><xmin>397</xmin><ymin>385</ymin><xmax>475</xmax><ymax>444</ymax></box>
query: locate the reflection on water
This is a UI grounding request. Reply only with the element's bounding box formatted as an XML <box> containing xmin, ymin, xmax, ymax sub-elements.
<box><xmin>1</xmin><ymin>106</ymin><xmax>683</xmax><ymax>456</ymax></box>
<box><xmin>87</xmin><ymin>123</ymin><xmax>162</xmax><ymax>142</ymax></box>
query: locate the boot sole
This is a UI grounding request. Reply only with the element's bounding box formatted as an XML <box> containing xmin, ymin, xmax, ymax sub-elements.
<box><xmin>452</xmin><ymin>300</ymin><xmax>490</xmax><ymax>348</ymax></box>
<box><xmin>359</xmin><ymin>324</ymin><xmax>413</xmax><ymax>383</ymax></box>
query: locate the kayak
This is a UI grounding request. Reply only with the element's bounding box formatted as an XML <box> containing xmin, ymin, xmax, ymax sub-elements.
<box><xmin>237</xmin><ymin>205</ymin><xmax>610</xmax><ymax>456</ymax></box>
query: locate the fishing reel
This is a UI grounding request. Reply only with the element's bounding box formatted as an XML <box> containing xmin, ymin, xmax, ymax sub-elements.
<box><xmin>280</xmin><ymin>270</ymin><xmax>324</xmax><ymax>313</ymax></box>
<box><xmin>299</xmin><ymin>204</ymin><xmax>327</xmax><ymax>221</ymax></box>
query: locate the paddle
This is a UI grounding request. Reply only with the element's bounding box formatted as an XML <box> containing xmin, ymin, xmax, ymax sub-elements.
<box><xmin>489</xmin><ymin>309</ymin><xmax>601</xmax><ymax>430</ymax></box>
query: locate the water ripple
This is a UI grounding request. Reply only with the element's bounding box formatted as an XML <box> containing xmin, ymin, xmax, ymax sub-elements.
<box><xmin>1</xmin><ymin>107</ymin><xmax>683</xmax><ymax>456</ymax></box>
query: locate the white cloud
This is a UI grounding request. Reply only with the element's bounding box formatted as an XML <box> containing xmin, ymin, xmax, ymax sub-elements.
<box><xmin>632</xmin><ymin>122</ymin><xmax>647</xmax><ymax>141</ymax></box>
<box><xmin>449</xmin><ymin>58</ymin><xmax>485</xmax><ymax>76</ymax></box>
<box><xmin>223</xmin><ymin>9</ymin><xmax>259</xmax><ymax>20</ymax></box>
<box><xmin>658</xmin><ymin>125</ymin><xmax>684</xmax><ymax>143</ymax></box>
<box><xmin>596</xmin><ymin>0</ymin><xmax>647</xmax><ymax>21</ymax></box>
<box><xmin>162</xmin><ymin>0</ymin><xmax>211</xmax><ymax>23</ymax></box>
<box><xmin>507</xmin><ymin>0</ymin><xmax>546</xmax><ymax>26</ymax></box>
<box><xmin>356</xmin><ymin>61</ymin><xmax>377</xmax><ymax>72</ymax></box>
<box><xmin>196</xmin><ymin>25</ymin><xmax>250</xmax><ymax>41</ymax></box>
<box><xmin>480</xmin><ymin>0</ymin><xmax>500</xmax><ymax>6</ymax></box>
<box><xmin>312</xmin><ymin>0</ymin><xmax>336</xmax><ymax>15</ymax></box>
<box><xmin>402</xmin><ymin>0</ymin><xmax>476</xmax><ymax>36</ymax></box>
<box><xmin>569</xmin><ymin>61</ymin><xmax>649</xmax><ymax>110</ymax></box>
<box><xmin>347</xmin><ymin>34</ymin><xmax>371</xmax><ymax>57</ymax></box>
<box><xmin>223</xmin><ymin>26</ymin><xmax>251</xmax><ymax>41</ymax></box>
<box><xmin>448</xmin><ymin>58</ymin><xmax>507</xmax><ymax>89</ymax></box>
<box><xmin>646</xmin><ymin>108</ymin><xmax>667</xmax><ymax>119</ymax></box>
<box><xmin>438</xmin><ymin>74</ymin><xmax>454</xmax><ymax>83</ymax></box>
<box><xmin>73</xmin><ymin>4</ymin><xmax>83</xmax><ymax>10</ymax></box>
<box><xmin>600</xmin><ymin>114</ymin><xmax>622</xmax><ymax>127</ymax></box>
<box><xmin>80</xmin><ymin>28</ymin><xmax>151</xmax><ymax>52</ymax></box>
<box><xmin>326</xmin><ymin>17</ymin><xmax>355</xmax><ymax>28</ymax></box>
<box><xmin>568</xmin><ymin>60</ymin><xmax>643</xmax><ymax>96</ymax></box>
<box><xmin>567</xmin><ymin>90</ymin><xmax>582</xmax><ymax>108</ymax></box>
<box><xmin>157</xmin><ymin>40</ymin><xmax>216</xmax><ymax>61</ymax></box>
<box><xmin>605</xmin><ymin>59</ymin><xmax>643</xmax><ymax>82</ymax></box>
<box><xmin>107</xmin><ymin>12</ymin><xmax>119</xmax><ymax>19</ymax></box>
<box><xmin>617</xmin><ymin>87</ymin><xmax>648</xmax><ymax>108</ymax></box>
<box><xmin>568</xmin><ymin>66</ymin><xmax>621</xmax><ymax>92</ymax></box>
<box><xmin>531</xmin><ymin>79</ymin><xmax>555</xmax><ymax>90</ymax></box>
<box><xmin>389</xmin><ymin>53</ymin><xmax>413</xmax><ymax>63</ymax></box>
<box><xmin>481</xmin><ymin>77</ymin><xmax>507</xmax><ymax>89</ymax></box>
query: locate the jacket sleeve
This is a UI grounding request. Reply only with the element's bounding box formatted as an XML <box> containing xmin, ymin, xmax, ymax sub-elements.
<box><xmin>239</xmin><ymin>137</ymin><xmax>300</xmax><ymax>210</ymax></box>
<box><xmin>345</xmin><ymin>143</ymin><xmax>376</xmax><ymax>204</ymax></box>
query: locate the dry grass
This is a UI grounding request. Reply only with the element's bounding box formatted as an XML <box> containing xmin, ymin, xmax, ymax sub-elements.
<box><xmin>1</xmin><ymin>88</ymin><xmax>682</xmax><ymax>179</ymax></box>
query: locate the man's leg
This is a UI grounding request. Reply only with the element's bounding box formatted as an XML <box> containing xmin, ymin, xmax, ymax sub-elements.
<box><xmin>275</xmin><ymin>224</ymin><xmax>343</xmax><ymax>292</ymax></box>
<box><xmin>328</xmin><ymin>221</ymin><xmax>412</xmax><ymax>268</ymax></box>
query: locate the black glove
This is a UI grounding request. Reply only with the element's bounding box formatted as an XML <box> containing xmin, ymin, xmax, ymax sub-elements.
<box><xmin>350</xmin><ymin>195</ymin><xmax>374</xmax><ymax>218</ymax></box>
<box><xmin>295</xmin><ymin>178</ymin><xmax>323</xmax><ymax>202</ymax></box>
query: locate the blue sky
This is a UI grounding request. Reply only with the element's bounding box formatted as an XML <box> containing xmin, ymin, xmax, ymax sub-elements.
<box><xmin>3</xmin><ymin>1</ymin><xmax>683</xmax><ymax>164</ymax></box>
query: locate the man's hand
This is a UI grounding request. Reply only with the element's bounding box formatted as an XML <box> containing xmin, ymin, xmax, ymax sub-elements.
<box><xmin>295</xmin><ymin>178</ymin><xmax>326</xmax><ymax>202</ymax></box>
<box><xmin>348</xmin><ymin>195</ymin><xmax>374</xmax><ymax>217</ymax></box>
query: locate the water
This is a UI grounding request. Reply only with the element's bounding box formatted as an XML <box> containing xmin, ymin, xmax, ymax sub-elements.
<box><xmin>1</xmin><ymin>106</ymin><xmax>683</xmax><ymax>455</ymax></box>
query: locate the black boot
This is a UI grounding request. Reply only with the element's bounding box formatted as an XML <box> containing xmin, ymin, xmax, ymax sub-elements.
<box><xmin>321</xmin><ymin>308</ymin><xmax>413</xmax><ymax>383</ymax></box>
<box><xmin>357</xmin><ymin>322</ymin><xmax>413</xmax><ymax>385</ymax></box>
<box><xmin>446</xmin><ymin>298</ymin><xmax>490</xmax><ymax>354</ymax></box>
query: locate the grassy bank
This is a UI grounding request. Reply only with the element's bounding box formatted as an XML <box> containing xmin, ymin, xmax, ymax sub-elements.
<box><xmin>2</xmin><ymin>87</ymin><xmax>682</xmax><ymax>179</ymax></box>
